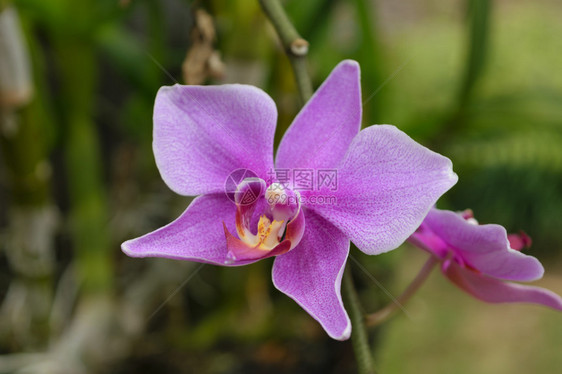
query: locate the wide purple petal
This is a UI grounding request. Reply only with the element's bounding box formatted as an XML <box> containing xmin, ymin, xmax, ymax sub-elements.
<box><xmin>308</xmin><ymin>125</ymin><xmax>457</xmax><ymax>255</ymax></box>
<box><xmin>122</xmin><ymin>194</ymin><xmax>256</xmax><ymax>266</ymax></box>
<box><xmin>442</xmin><ymin>261</ymin><xmax>562</xmax><ymax>311</ymax></box>
<box><xmin>424</xmin><ymin>209</ymin><xmax>544</xmax><ymax>281</ymax></box>
<box><xmin>272</xmin><ymin>209</ymin><xmax>351</xmax><ymax>340</ymax></box>
<box><xmin>153</xmin><ymin>84</ymin><xmax>276</xmax><ymax>196</ymax></box>
<box><xmin>275</xmin><ymin>60</ymin><xmax>361</xmax><ymax>170</ymax></box>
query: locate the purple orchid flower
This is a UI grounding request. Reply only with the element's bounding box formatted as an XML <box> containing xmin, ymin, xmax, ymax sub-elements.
<box><xmin>409</xmin><ymin>208</ymin><xmax>562</xmax><ymax>310</ymax></box>
<box><xmin>122</xmin><ymin>60</ymin><xmax>458</xmax><ymax>340</ymax></box>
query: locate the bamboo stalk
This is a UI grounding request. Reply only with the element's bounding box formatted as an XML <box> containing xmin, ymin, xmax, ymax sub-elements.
<box><xmin>0</xmin><ymin>5</ymin><xmax>56</xmax><ymax>346</ymax></box>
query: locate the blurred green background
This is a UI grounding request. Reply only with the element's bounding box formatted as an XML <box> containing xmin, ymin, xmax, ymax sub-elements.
<box><xmin>0</xmin><ymin>0</ymin><xmax>561</xmax><ymax>373</ymax></box>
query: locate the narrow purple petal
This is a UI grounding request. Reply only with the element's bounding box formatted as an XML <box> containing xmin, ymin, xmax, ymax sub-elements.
<box><xmin>308</xmin><ymin>125</ymin><xmax>457</xmax><ymax>255</ymax></box>
<box><xmin>275</xmin><ymin>60</ymin><xmax>361</xmax><ymax>170</ymax></box>
<box><xmin>272</xmin><ymin>209</ymin><xmax>351</xmax><ymax>340</ymax></box>
<box><xmin>153</xmin><ymin>84</ymin><xmax>276</xmax><ymax>196</ymax></box>
<box><xmin>424</xmin><ymin>209</ymin><xmax>544</xmax><ymax>281</ymax></box>
<box><xmin>122</xmin><ymin>194</ymin><xmax>256</xmax><ymax>266</ymax></box>
<box><xmin>442</xmin><ymin>261</ymin><xmax>562</xmax><ymax>311</ymax></box>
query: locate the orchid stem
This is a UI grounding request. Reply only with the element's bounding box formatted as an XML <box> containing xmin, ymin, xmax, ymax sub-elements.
<box><xmin>343</xmin><ymin>269</ymin><xmax>376</xmax><ymax>374</ymax></box>
<box><xmin>366</xmin><ymin>255</ymin><xmax>438</xmax><ymax>327</ymax></box>
<box><xmin>458</xmin><ymin>0</ymin><xmax>491</xmax><ymax>107</ymax></box>
<box><xmin>258</xmin><ymin>0</ymin><xmax>313</xmax><ymax>104</ymax></box>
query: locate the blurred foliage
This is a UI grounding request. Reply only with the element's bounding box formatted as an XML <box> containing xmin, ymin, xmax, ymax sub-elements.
<box><xmin>0</xmin><ymin>0</ymin><xmax>561</xmax><ymax>373</ymax></box>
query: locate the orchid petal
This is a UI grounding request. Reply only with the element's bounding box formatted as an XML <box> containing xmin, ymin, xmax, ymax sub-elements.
<box><xmin>408</xmin><ymin>223</ymin><xmax>451</xmax><ymax>259</ymax></box>
<box><xmin>442</xmin><ymin>261</ymin><xmax>562</xmax><ymax>311</ymax></box>
<box><xmin>122</xmin><ymin>194</ymin><xmax>256</xmax><ymax>266</ymax></box>
<box><xmin>308</xmin><ymin>125</ymin><xmax>457</xmax><ymax>255</ymax></box>
<box><xmin>153</xmin><ymin>84</ymin><xmax>276</xmax><ymax>196</ymax></box>
<box><xmin>284</xmin><ymin>205</ymin><xmax>306</xmax><ymax>246</ymax></box>
<box><xmin>276</xmin><ymin>60</ymin><xmax>361</xmax><ymax>170</ymax></box>
<box><xmin>272</xmin><ymin>209</ymin><xmax>351</xmax><ymax>340</ymax></box>
<box><xmin>424</xmin><ymin>209</ymin><xmax>544</xmax><ymax>281</ymax></box>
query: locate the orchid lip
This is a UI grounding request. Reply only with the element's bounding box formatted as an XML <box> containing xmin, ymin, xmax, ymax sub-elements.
<box><xmin>224</xmin><ymin>177</ymin><xmax>305</xmax><ymax>263</ymax></box>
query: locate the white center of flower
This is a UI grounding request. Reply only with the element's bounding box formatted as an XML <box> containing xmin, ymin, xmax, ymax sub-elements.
<box><xmin>265</xmin><ymin>182</ymin><xmax>288</xmax><ymax>204</ymax></box>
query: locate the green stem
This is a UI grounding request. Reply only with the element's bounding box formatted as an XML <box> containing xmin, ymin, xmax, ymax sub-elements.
<box><xmin>431</xmin><ymin>0</ymin><xmax>492</xmax><ymax>149</ymax></box>
<box><xmin>353</xmin><ymin>0</ymin><xmax>382</xmax><ymax>122</ymax></box>
<box><xmin>55</xmin><ymin>39</ymin><xmax>112</xmax><ymax>293</ymax></box>
<box><xmin>458</xmin><ymin>0</ymin><xmax>492</xmax><ymax>109</ymax></box>
<box><xmin>258</xmin><ymin>0</ymin><xmax>313</xmax><ymax>104</ymax></box>
<box><xmin>366</xmin><ymin>255</ymin><xmax>438</xmax><ymax>327</ymax></box>
<box><xmin>343</xmin><ymin>269</ymin><xmax>376</xmax><ymax>374</ymax></box>
<box><xmin>0</xmin><ymin>6</ymin><xmax>56</xmax><ymax>345</ymax></box>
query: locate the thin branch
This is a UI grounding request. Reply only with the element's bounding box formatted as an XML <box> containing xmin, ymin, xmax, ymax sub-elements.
<box><xmin>366</xmin><ymin>255</ymin><xmax>438</xmax><ymax>327</ymax></box>
<box><xmin>258</xmin><ymin>0</ymin><xmax>313</xmax><ymax>104</ymax></box>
